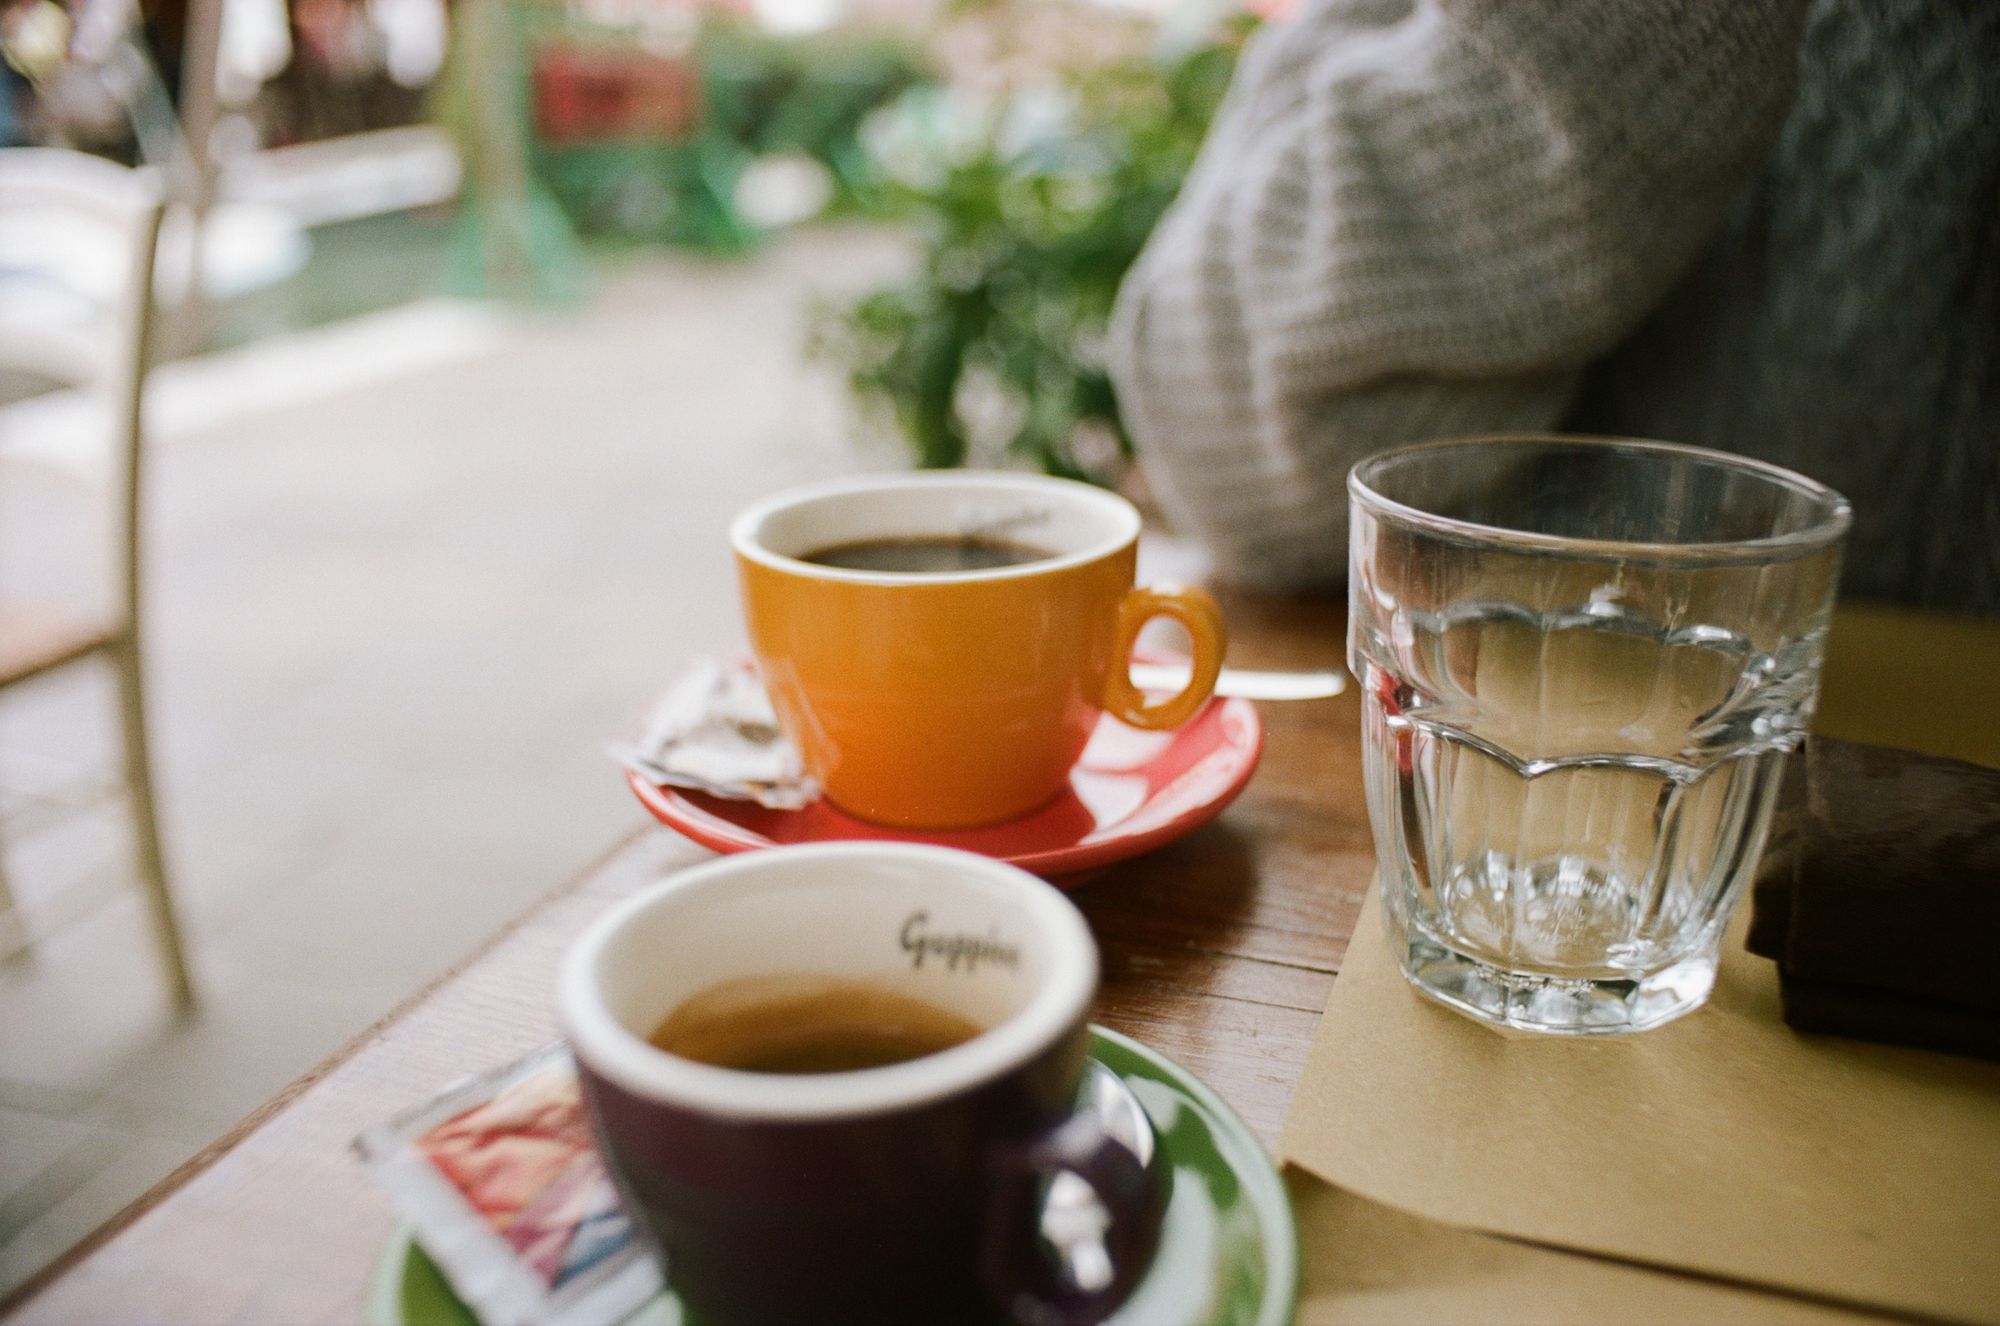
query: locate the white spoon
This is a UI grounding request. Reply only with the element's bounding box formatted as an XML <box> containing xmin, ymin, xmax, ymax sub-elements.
<box><xmin>1128</xmin><ymin>661</ymin><xmax>1349</xmax><ymax>701</ymax></box>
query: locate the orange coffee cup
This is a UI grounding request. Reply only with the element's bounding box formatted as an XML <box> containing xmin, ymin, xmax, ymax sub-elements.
<box><xmin>732</xmin><ymin>472</ymin><xmax>1225</xmax><ymax>829</ymax></box>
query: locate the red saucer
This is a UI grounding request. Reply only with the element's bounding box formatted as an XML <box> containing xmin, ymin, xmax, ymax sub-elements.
<box><xmin>627</xmin><ymin>696</ymin><xmax>1263</xmax><ymax>885</ymax></box>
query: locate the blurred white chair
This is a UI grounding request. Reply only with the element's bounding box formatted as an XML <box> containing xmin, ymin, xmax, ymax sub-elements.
<box><xmin>0</xmin><ymin>146</ymin><xmax>194</xmax><ymax>1008</ymax></box>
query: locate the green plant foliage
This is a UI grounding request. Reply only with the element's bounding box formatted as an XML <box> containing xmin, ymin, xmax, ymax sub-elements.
<box><xmin>817</xmin><ymin>23</ymin><xmax>1242</xmax><ymax>482</ymax></box>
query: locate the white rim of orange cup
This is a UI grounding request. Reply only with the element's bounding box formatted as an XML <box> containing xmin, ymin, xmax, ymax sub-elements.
<box><xmin>730</xmin><ymin>471</ymin><xmax>1141</xmax><ymax>587</ymax></box>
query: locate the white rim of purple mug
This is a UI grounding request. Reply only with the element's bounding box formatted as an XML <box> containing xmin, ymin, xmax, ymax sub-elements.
<box><xmin>558</xmin><ymin>842</ymin><xmax>1098</xmax><ymax>1120</ymax></box>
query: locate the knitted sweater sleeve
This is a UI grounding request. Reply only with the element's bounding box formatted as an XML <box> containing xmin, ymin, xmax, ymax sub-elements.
<box><xmin>1108</xmin><ymin>0</ymin><xmax>1807</xmax><ymax>588</ymax></box>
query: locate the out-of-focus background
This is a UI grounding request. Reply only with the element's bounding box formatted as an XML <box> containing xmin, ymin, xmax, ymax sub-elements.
<box><xmin>0</xmin><ymin>0</ymin><xmax>1259</xmax><ymax>1291</ymax></box>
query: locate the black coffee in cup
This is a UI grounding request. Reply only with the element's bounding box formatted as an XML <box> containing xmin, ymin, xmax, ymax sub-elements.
<box><xmin>801</xmin><ymin>535</ymin><xmax>1052</xmax><ymax>573</ymax></box>
<box><xmin>647</xmin><ymin>976</ymin><xmax>982</xmax><ymax>1074</ymax></box>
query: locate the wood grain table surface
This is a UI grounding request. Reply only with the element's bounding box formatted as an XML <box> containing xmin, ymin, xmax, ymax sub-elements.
<box><xmin>2</xmin><ymin>588</ymin><xmax>1370</xmax><ymax>1325</ymax></box>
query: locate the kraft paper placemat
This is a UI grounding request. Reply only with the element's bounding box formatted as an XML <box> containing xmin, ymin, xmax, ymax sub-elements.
<box><xmin>1281</xmin><ymin>889</ymin><xmax>2000</xmax><ymax>1325</ymax></box>
<box><xmin>1286</xmin><ymin>1170</ymin><xmax>1904</xmax><ymax>1325</ymax></box>
<box><xmin>1814</xmin><ymin>603</ymin><xmax>2000</xmax><ymax>769</ymax></box>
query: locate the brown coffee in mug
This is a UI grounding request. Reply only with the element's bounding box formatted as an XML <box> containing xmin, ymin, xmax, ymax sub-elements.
<box><xmin>558</xmin><ymin>843</ymin><xmax>1160</xmax><ymax>1326</ymax></box>
<box><xmin>801</xmin><ymin>534</ymin><xmax>1054</xmax><ymax>574</ymax></box>
<box><xmin>646</xmin><ymin>976</ymin><xmax>983</xmax><ymax>1074</ymax></box>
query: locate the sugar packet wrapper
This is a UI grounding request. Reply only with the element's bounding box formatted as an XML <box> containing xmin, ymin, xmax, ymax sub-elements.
<box><xmin>353</xmin><ymin>1045</ymin><xmax>663</xmax><ymax>1326</ymax></box>
<box><xmin>609</xmin><ymin>657</ymin><xmax>819</xmax><ymax>810</ymax></box>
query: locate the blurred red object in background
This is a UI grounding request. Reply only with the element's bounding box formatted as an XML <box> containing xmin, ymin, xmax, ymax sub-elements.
<box><xmin>531</xmin><ymin>46</ymin><xmax>700</xmax><ymax>144</ymax></box>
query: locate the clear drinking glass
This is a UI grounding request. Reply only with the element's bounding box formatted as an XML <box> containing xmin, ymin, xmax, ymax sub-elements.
<box><xmin>1348</xmin><ymin>436</ymin><xmax>1851</xmax><ymax>1034</ymax></box>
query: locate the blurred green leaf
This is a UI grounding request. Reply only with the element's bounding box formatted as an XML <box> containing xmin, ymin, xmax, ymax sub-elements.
<box><xmin>816</xmin><ymin>17</ymin><xmax>1243</xmax><ymax>482</ymax></box>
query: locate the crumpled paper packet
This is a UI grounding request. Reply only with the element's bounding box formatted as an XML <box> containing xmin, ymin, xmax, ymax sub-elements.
<box><xmin>609</xmin><ymin>657</ymin><xmax>820</xmax><ymax>810</ymax></box>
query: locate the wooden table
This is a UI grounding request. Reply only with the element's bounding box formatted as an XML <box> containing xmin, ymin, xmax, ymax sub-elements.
<box><xmin>1</xmin><ymin>588</ymin><xmax>1372</xmax><ymax>1325</ymax></box>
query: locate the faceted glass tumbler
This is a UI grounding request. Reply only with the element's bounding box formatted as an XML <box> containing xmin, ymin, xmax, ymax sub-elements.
<box><xmin>1347</xmin><ymin>436</ymin><xmax>1850</xmax><ymax>1034</ymax></box>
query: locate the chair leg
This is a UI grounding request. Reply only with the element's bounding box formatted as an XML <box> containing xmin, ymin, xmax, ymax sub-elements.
<box><xmin>0</xmin><ymin>825</ymin><xmax>26</xmax><ymax>959</ymax></box>
<box><xmin>112</xmin><ymin>637</ymin><xmax>195</xmax><ymax>1008</ymax></box>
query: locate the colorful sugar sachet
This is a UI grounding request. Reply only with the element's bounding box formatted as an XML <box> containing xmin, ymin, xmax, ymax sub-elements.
<box><xmin>354</xmin><ymin>1045</ymin><xmax>662</xmax><ymax>1326</ymax></box>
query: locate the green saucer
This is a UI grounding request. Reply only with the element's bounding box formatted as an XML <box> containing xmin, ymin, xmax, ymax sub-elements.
<box><xmin>370</xmin><ymin>1026</ymin><xmax>1298</xmax><ymax>1326</ymax></box>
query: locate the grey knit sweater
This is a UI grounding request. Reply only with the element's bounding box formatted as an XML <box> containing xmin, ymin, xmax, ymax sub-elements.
<box><xmin>1109</xmin><ymin>0</ymin><xmax>1998</xmax><ymax>613</ymax></box>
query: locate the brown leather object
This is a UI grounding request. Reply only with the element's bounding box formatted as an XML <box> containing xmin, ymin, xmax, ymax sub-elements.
<box><xmin>1748</xmin><ymin>736</ymin><xmax>2000</xmax><ymax>1060</ymax></box>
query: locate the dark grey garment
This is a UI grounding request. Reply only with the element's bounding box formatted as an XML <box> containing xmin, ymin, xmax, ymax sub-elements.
<box><xmin>1566</xmin><ymin>0</ymin><xmax>2000</xmax><ymax>614</ymax></box>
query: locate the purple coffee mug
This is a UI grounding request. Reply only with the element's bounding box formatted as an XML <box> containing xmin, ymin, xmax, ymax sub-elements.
<box><xmin>557</xmin><ymin>842</ymin><xmax>1160</xmax><ymax>1326</ymax></box>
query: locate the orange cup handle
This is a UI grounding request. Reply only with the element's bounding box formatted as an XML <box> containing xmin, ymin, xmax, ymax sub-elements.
<box><xmin>1101</xmin><ymin>584</ymin><xmax>1226</xmax><ymax>730</ymax></box>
